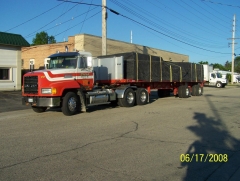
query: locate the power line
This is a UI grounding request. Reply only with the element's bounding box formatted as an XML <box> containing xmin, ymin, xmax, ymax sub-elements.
<box><xmin>25</xmin><ymin>2</ymin><xmax>81</xmax><ymax>38</ymax></box>
<box><xmin>5</xmin><ymin>2</ymin><xmax>65</xmax><ymax>32</ymax></box>
<box><xmin>79</xmin><ymin>0</ymin><xmax>93</xmax><ymax>33</ymax></box>
<box><xmin>110</xmin><ymin>0</ymin><xmax>227</xmax><ymax>48</ymax></box>
<box><xmin>201</xmin><ymin>0</ymin><xmax>240</xmax><ymax>8</ymax></box>
<box><xmin>147</xmin><ymin>0</ymin><xmax>227</xmax><ymax>41</ymax></box>
<box><xmin>60</xmin><ymin>0</ymin><xmax>231</xmax><ymax>54</ymax></box>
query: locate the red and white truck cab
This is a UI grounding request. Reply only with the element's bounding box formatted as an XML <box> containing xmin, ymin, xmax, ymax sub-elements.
<box><xmin>22</xmin><ymin>51</ymin><xmax>97</xmax><ymax>115</ymax></box>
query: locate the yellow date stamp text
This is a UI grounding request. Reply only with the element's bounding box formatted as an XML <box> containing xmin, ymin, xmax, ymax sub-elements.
<box><xmin>180</xmin><ymin>154</ymin><xmax>228</xmax><ymax>162</ymax></box>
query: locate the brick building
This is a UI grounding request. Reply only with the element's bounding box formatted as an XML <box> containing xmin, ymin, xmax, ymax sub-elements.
<box><xmin>22</xmin><ymin>33</ymin><xmax>189</xmax><ymax>70</ymax></box>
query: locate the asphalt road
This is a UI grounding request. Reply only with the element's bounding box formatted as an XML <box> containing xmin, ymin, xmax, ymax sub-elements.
<box><xmin>0</xmin><ymin>87</ymin><xmax>240</xmax><ymax>181</ymax></box>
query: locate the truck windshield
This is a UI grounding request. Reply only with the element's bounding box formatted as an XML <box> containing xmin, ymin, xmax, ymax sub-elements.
<box><xmin>216</xmin><ymin>73</ymin><xmax>222</xmax><ymax>78</ymax></box>
<box><xmin>48</xmin><ymin>56</ymin><xmax>77</xmax><ymax>69</ymax></box>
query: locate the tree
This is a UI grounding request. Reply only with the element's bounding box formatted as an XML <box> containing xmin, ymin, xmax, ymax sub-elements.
<box><xmin>234</xmin><ymin>56</ymin><xmax>240</xmax><ymax>73</ymax></box>
<box><xmin>224</xmin><ymin>61</ymin><xmax>231</xmax><ymax>71</ymax></box>
<box><xmin>32</xmin><ymin>31</ymin><xmax>56</xmax><ymax>45</ymax></box>
<box><xmin>212</xmin><ymin>63</ymin><xmax>226</xmax><ymax>70</ymax></box>
<box><xmin>198</xmin><ymin>61</ymin><xmax>208</xmax><ymax>64</ymax></box>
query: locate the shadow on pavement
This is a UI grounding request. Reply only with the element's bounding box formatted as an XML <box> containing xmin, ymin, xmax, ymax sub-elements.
<box><xmin>180</xmin><ymin>94</ymin><xmax>240</xmax><ymax>180</ymax></box>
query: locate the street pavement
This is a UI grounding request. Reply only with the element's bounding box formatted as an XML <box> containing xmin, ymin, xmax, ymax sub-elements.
<box><xmin>0</xmin><ymin>86</ymin><xmax>240</xmax><ymax>181</ymax></box>
<box><xmin>0</xmin><ymin>90</ymin><xmax>30</xmax><ymax>113</ymax></box>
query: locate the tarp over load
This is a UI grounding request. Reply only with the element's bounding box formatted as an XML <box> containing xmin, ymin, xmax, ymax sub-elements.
<box><xmin>97</xmin><ymin>52</ymin><xmax>203</xmax><ymax>83</ymax></box>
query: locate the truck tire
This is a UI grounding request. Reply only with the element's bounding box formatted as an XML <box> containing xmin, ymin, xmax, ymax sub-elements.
<box><xmin>62</xmin><ymin>92</ymin><xmax>80</xmax><ymax>116</ymax></box>
<box><xmin>118</xmin><ymin>88</ymin><xmax>135</xmax><ymax>107</ymax></box>
<box><xmin>178</xmin><ymin>86</ymin><xmax>189</xmax><ymax>98</ymax></box>
<box><xmin>136</xmin><ymin>88</ymin><xmax>148</xmax><ymax>105</ymax></box>
<box><xmin>192</xmin><ymin>85</ymin><xmax>202</xmax><ymax>96</ymax></box>
<box><xmin>183</xmin><ymin>86</ymin><xmax>190</xmax><ymax>98</ymax></box>
<box><xmin>216</xmin><ymin>82</ymin><xmax>222</xmax><ymax>88</ymax></box>
<box><xmin>178</xmin><ymin>86</ymin><xmax>183</xmax><ymax>98</ymax></box>
<box><xmin>32</xmin><ymin>106</ymin><xmax>47</xmax><ymax>113</ymax></box>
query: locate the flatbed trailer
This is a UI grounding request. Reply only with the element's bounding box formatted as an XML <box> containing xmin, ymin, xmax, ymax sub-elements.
<box><xmin>22</xmin><ymin>51</ymin><xmax>204</xmax><ymax>116</ymax></box>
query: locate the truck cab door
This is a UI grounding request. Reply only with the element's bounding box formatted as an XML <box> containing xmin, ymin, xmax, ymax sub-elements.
<box><xmin>76</xmin><ymin>56</ymin><xmax>94</xmax><ymax>89</ymax></box>
<box><xmin>209</xmin><ymin>73</ymin><xmax>217</xmax><ymax>86</ymax></box>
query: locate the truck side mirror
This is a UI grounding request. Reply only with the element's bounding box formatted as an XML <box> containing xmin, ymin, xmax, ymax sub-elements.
<box><xmin>44</xmin><ymin>58</ymin><xmax>50</xmax><ymax>69</ymax></box>
<box><xmin>87</xmin><ymin>57</ymin><xmax>92</xmax><ymax>67</ymax></box>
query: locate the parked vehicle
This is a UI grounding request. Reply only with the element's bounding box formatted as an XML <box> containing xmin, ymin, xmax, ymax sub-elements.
<box><xmin>203</xmin><ymin>64</ymin><xmax>227</xmax><ymax>88</ymax></box>
<box><xmin>22</xmin><ymin>51</ymin><xmax>204</xmax><ymax>116</ymax></box>
<box><xmin>212</xmin><ymin>69</ymin><xmax>240</xmax><ymax>83</ymax></box>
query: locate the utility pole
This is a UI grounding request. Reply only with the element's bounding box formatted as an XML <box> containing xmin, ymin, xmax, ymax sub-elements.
<box><xmin>231</xmin><ymin>14</ymin><xmax>236</xmax><ymax>84</ymax></box>
<box><xmin>131</xmin><ymin>30</ymin><xmax>132</xmax><ymax>43</ymax></box>
<box><xmin>102</xmin><ymin>0</ymin><xmax>107</xmax><ymax>55</ymax></box>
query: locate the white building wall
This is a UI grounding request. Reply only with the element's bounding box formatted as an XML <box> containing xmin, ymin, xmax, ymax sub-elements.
<box><xmin>0</xmin><ymin>45</ymin><xmax>22</xmax><ymax>91</ymax></box>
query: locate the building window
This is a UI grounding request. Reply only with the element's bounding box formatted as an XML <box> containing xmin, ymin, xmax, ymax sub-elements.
<box><xmin>0</xmin><ymin>68</ymin><xmax>10</xmax><ymax>80</ymax></box>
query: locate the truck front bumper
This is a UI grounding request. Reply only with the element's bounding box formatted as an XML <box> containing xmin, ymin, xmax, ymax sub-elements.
<box><xmin>22</xmin><ymin>97</ymin><xmax>61</xmax><ymax>107</ymax></box>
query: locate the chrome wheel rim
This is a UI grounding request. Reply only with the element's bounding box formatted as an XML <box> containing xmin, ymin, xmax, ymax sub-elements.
<box><xmin>199</xmin><ymin>87</ymin><xmax>202</xmax><ymax>94</ymax></box>
<box><xmin>186</xmin><ymin>88</ymin><xmax>189</xmax><ymax>96</ymax></box>
<box><xmin>140</xmin><ymin>92</ymin><xmax>147</xmax><ymax>102</ymax></box>
<box><xmin>127</xmin><ymin>92</ymin><xmax>134</xmax><ymax>104</ymax></box>
<box><xmin>68</xmin><ymin>97</ymin><xmax>77</xmax><ymax>111</ymax></box>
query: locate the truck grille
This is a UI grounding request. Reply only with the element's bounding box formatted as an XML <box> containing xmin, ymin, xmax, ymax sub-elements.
<box><xmin>24</xmin><ymin>76</ymin><xmax>38</xmax><ymax>94</ymax></box>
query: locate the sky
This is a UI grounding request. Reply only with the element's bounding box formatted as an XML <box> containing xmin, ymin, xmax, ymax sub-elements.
<box><xmin>1</xmin><ymin>0</ymin><xmax>240</xmax><ymax>65</ymax></box>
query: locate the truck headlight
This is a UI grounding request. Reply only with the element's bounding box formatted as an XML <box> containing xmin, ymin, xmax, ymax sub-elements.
<box><xmin>42</xmin><ymin>88</ymin><xmax>52</xmax><ymax>94</ymax></box>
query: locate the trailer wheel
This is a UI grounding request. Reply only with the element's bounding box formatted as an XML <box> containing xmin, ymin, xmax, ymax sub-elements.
<box><xmin>216</xmin><ymin>82</ymin><xmax>222</xmax><ymax>88</ymax></box>
<box><xmin>178</xmin><ymin>86</ymin><xmax>183</xmax><ymax>98</ymax></box>
<box><xmin>192</xmin><ymin>85</ymin><xmax>202</xmax><ymax>96</ymax></box>
<box><xmin>32</xmin><ymin>106</ymin><xmax>47</xmax><ymax>113</ymax></box>
<box><xmin>183</xmin><ymin>86</ymin><xmax>190</xmax><ymax>98</ymax></box>
<box><xmin>178</xmin><ymin>86</ymin><xmax>189</xmax><ymax>98</ymax></box>
<box><xmin>62</xmin><ymin>92</ymin><xmax>79</xmax><ymax>116</ymax></box>
<box><xmin>136</xmin><ymin>88</ymin><xmax>148</xmax><ymax>105</ymax></box>
<box><xmin>118</xmin><ymin>88</ymin><xmax>135</xmax><ymax>107</ymax></box>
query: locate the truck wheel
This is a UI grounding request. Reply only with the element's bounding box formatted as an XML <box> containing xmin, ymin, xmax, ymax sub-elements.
<box><xmin>32</xmin><ymin>106</ymin><xmax>47</xmax><ymax>113</ymax></box>
<box><xmin>183</xmin><ymin>86</ymin><xmax>190</xmax><ymax>98</ymax></box>
<box><xmin>118</xmin><ymin>88</ymin><xmax>135</xmax><ymax>107</ymax></box>
<box><xmin>178</xmin><ymin>86</ymin><xmax>189</xmax><ymax>98</ymax></box>
<box><xmin>136</xmin><ymin>88</ymin><xmax>148</xmax><ymax>105</ymax></box>
<box><xmin>62</xmin><ymin>92</ymin><xmax>79</xmax><ymax>116</ymax></box>
<box><xmin>198</xmin><ymin>86</ymin><xmax>203</xmax><ymax>96</ymax></box>
<box><xmin>192</xmin><ymin>85</ymin><xmax>202</xmax><ymax>96</ymax></box>
<box><xmin>216</xmin><ymin>82</ymin><xmax>222</xmax><ymax>88</ymax></box>
<box><xmin>178</xmin><ymin>86</ymin><xmax>184</xmax><ymax>98</ymax></box>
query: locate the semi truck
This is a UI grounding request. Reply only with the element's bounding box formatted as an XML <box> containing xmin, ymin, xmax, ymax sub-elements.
<box><xmin>203</xmin><ymin>64</ymin><xmax>228</xmax><ymax>88</ymax></box>
<box><xmin>22</xmin><ymin>51</ymin><xmax>204</xmax><ymax>116</ymax></box>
